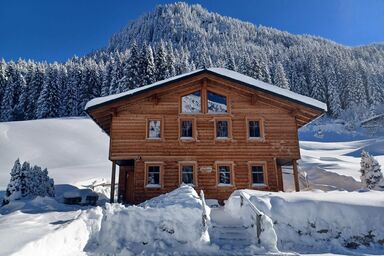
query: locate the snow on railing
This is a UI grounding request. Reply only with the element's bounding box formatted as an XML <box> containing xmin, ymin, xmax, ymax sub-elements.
<box><xmin>239</xmin><ymin>191</ymin><xmax>263</xmax><ymax>244</ymax></box>
<box><xmin>200</xmin><ymin>190</ymin><xmax>208</xmax><ymax>232</ymax></box>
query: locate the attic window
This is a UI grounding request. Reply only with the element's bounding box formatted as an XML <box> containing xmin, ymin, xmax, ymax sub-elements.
<box><xmin>181</xmin><ymin>91</ymin><xmax>201</xmax><ymax>113</ymax></box>
<box><xmin>208</xmin><ymin>91</ymin><xmax>227</xmax><ymax>113</ymax></box>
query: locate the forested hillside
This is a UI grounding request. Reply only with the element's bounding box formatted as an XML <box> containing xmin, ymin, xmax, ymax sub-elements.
<box><xmin>1</xmin><ymin>2</ymin><xmax>384</xmax><ymax>121</ymax></box>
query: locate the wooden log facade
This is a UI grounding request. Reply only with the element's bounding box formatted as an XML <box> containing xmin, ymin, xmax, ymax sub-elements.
<box><xmin>86</xmin><ymin>69</ymin><xmax>326</xmax><ymax>204</ymax></box>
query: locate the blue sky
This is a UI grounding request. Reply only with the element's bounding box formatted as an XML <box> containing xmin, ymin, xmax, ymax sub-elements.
<box><xmin>1</xmin><ymin>0</ymin><xmax>383</xmax><ymax>62</ymax></box>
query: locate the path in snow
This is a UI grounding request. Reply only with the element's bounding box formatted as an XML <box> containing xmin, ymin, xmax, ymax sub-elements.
<box><xmin>209</xmin><ymin>207</ymin><xmax>265</xmax><ymax>255</ymax></box>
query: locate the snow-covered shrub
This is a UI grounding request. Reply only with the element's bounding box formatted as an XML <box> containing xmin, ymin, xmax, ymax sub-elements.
<box><xmin>360</xmin><ymin>150</ymin><xmax>384</xmax><ymax>190</ymax></box>
<box><xmin>2</xmin><ymin>159</ymin><xmax>55</xmax><ymax>205</ymax></box>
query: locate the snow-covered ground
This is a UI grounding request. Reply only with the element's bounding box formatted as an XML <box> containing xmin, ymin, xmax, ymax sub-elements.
<box><xmin>0</xmin><ymin>118</ymin><xmax>110</xmax><ymax>191</ymax></box>
<box><xmin>1</xmin><ymin>117</ymin><xmax>384</xmax><ymax>255</ymax></box>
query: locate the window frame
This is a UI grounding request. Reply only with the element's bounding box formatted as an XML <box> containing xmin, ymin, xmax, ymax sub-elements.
<box><xmin>216</xmin><ymin>161</ymin><xmax>235</xmax><ymax>187</ymax></box>
<box><xmin>207</xmin><ymin>89</ymin><xmax>228</xmax><ymax>114</ymax></box>
<box><xmin>178</xmin><ymin>161</ymin><xmax>198</xmax><ymax>186</ymax></box>
<box><xmin>146</xmin><ymin>117</ymin><xmax>164</xmax><ymax>140</ymax></box>
<box><xmin>179</xmin><ymin>89</ymin><xmax>203</xmax><ymax>114</ymax></box>
<box><xmin>178</xmin><ymin>117</ymin><xmax>197</xmax><ymax>141</ymax></box>
<box><xmin>248</xmin><ymin>161</ymin><xmax>268</xmax><ymax>187</ymax></box>
<box><xmin>246</xmin><ymin>117</ymin><xmax>265</xmax><ymax>141</ymax></box>
<box><xmin>214</xmin><ymin>117</ymin><xmax>232</xmax><ymax>140</ymax></box>
<box><xmin>144</xmin><ymin>162</ymin><xmax>164</xmax><ymax>188</ymax></box>
<box><xmin>178</xmin><ymin>86</ymin><xmax>231</xmax><ymax>115</ymax></box>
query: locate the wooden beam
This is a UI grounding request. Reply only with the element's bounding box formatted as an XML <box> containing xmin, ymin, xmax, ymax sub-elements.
<box><xmin>292</xmin><ymin>160</ymin><xmax>300</xmax><ymax>192</ymax></box>
<box><xmin>150</xmin><ymin>94</ymin><xmax>160</xmax><ymax>105</ymax></box>
<box><xmin>251</xmin><ymin>94</ymin><xmax>258</xmax><ymax>105</ymax></box>
<box><xmin>110</xmin><ymin>161</ymin><xmax>117</xmax><ymax>203</ymax></box>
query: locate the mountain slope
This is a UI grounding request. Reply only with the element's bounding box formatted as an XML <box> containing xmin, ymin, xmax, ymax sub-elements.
<box><xmin>1</xmin><ymin>2</ymin><xmax>384</xmax><ymax>123</ymax></box>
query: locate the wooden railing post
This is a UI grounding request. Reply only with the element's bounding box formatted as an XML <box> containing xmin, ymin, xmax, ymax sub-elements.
<box><xmin>292</xmin><ymin>160</ymin><xmax>300</xmax><ymax>192</ymax></box>
<box><xmin>110</xmin><ymin>161</ymin><xmax>116</xmax><ymax>203</ymax></box>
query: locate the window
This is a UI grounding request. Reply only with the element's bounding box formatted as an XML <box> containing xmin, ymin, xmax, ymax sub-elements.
<box><xmin>147</xmin><ymin>120</ymin><xmax>161</xmax><ymax>139</ymax></box>
<box><xmin>216</xmin><ymin>120</ymin><xmax>229</xmax><ymax>138</ymax></box>
<box><xmin>249</xmin><ymin>120</ymin><xmax>261</xmax><ymax>138</ymax></box>
<box><xmin>182</xmin><ymin>91</ymin><xmax>201</xmax><ymax>113</ymax></box>
<box><xmin>248</xmin><ymin>162</ymin><xmax>267</xmax><ymax>187</ymax></box>
<box><xmin>181</xmin><ymin>165</ymin><xmax>194</xmax><ymax>185</ymax></box>
<box><xmin>251</xmin><ymin>165</ymin><xmax>265</xmax><ymax>185</ymax></box>
<box><xmin>247</xmin><ymin>118</ymin><xmax>264</xmax><ymax>140</ymax></box>
<box><xmin>181</xmin><ymin>120</ymin><xmax>193</xmax><ymax>138</ymax></box>
<box><xmin>147</xmin><ymin>166</ymin><xmax>160</xmax><ymax>186</ymax></box>
<box><xmin>208</xmin><ymin>91</ymin><xmax>227</xmax><ymax>113</ymax></box>
<box><xmin>218</xmin><ymin>165</ymin><xmax>232</xmax><ymax>185</ymax></box>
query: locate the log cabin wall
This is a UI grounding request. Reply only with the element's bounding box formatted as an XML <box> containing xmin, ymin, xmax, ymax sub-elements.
<box><xmin>108</xmin><ymin>75</ymin><xmax>302</xmax><ymax>203</ymax></box>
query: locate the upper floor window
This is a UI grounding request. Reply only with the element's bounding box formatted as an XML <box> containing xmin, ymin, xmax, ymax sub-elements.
<box><xmin>181</xmin><ymin>120</ymin><xmax>193</xmax><ymax>138</ymax></box>
<box><xmin>247</xmin><ymin>118</ymin><xmax>264</xmax><ymax>140</ymax></box>
<box><xmin>216</xmin><ymin>120</ymin><xmax>229</xmax><ymax>138</ymax></box>
<box><xmin>208</xmin><ymin>91</ymin><xmax>227</xmax><ymax>113</ymax></box>
<box><xmin>147</xmin><ymin>119</ymin><xmax>161</xmax><ymax>139</ymax></box>
<box><xmin>182</xmin><ymin>91</ymin><xmax>201</xmax><ymax>113</ymax></box>
<box><xmin>249</xmin><ymin>120</ymin><xmax>260</xmax><ymax>138</ymax></box>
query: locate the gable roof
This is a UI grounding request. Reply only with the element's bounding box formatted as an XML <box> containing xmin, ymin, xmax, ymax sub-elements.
<box><xmin>85</xmin><ymin>68</ymin><xmax>327</xmax><ymax>112</ymax></box>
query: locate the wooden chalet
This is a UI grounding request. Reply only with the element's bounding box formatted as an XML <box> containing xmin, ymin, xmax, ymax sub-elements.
<box><xmin>85</xmin><ymin>68</ymin><xmax>327</xmax><ymax>204</ymax></box>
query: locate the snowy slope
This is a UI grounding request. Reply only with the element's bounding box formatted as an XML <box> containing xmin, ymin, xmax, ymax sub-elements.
<box><xmin>1</xmin><ymin>118</ymin><xmax>383</xmax><ymax>192</ymax></box>
<box><xmin>0</xmin><ymin>118</ymin><xmax>110</xmax><ymax>190</ymax></box>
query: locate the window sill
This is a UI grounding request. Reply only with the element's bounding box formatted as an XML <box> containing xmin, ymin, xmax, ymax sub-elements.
<box><xmin>145</xmin><ymin>184</ymin><xmax>161</xmax><ymax>188</ymax></box>
<box><xmin>252</xmin><ymin>184</ymin><xmax>267</xmax><ymax>188</ymax></box>
<box><xmin>146</xmin><ymin>138</ymin><xmax>162</xmax><ymax>141</ymax></box>
<box><xmin>180</xmin><ymin>137</ymin><xmax>195</xmax><ymax>142</ymax></box>
<box><xmin>218</xmin><ymin>183</ymin><xmax>234</xmax><ymax>187</ymax></box>
<box><xmin>247</xmin><ymin>137</ymin><xmax>265</xmax><ymax>142</ymax></box>
<box><xmin>215</xmin><ymin>137</ymin><xmax>232</xmax><ymax>141</ymax></box>
<box><xmin>180</xmin><ymin>183</ymin><xmax>195</xmax><ymax>187</ymax></box>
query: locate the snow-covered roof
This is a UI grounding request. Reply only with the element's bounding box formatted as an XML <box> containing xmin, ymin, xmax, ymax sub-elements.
<box><xmin>85</xmin><ymin>68</ymin><xmax>327</xmax><ymax>112</ymax></box>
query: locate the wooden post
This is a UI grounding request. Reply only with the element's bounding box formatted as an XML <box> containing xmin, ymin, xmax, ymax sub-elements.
<box><xmin>292</xmin><ymin>160</ymin><xmax>300</xmax><ymax>192</ymax></box>
<box><xmin>110</xmin><ymin>161</ymin><xmax>116</xmax><ymax>203</ymax></box>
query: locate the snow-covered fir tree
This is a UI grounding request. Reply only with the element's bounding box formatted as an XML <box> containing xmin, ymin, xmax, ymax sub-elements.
<box><xmin>2</xmin><ymin>159</ymin><xmax>55</xmax><ymax>206</ymax></box>
<box><xmin>359</xmin><ymin>150</ymin><xmax>383</xmax><ymax>190</ymax></box>
<box><xmin>273</xmin><ymin>62</ymin><xmax>290</xmax><ymax>90</ymax></box>
<box><xmin>36</xmin><ymin>64</ymin><xmax>61</xmax><ymax>118</ymax></box>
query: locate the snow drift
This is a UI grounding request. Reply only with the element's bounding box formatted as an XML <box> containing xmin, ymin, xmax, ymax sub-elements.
<box><xmin>84</xmin><ymin>185</ymin><xmax>213</xmax><ymax>255</ymax></box>
<box><xmin>226</xmin><ymin>190</ymin><xmax>384</xmax><ymax>254</ymax></box>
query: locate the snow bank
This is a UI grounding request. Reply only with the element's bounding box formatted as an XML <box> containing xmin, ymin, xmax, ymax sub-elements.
<box><xmin>85</xmin><ymin>185</ymin><xmax>214</xmax><ymax>255</ymax></box>
<box><xmin>228</xmin><ymin>190</ymin><xmax>384</xmax><ymax>254</ymax></box>
<box><xmin>13</xmin><ymin>208</ymin><xmax>103</xmax><ymax>256</ymax></box>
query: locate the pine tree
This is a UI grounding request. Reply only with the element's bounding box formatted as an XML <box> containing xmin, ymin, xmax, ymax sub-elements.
<box><xmin>36</xmin><ymin>65</ymin><xmax>60</xmax><ymax>118</ymax></box>
<box><xmin>138</xmin><ymin>43</ymin><xmax>156</xmax><ymax>85</ymax></box>
<box><xmin>360</xmin><ymin>150</ymin><xmax>383</xmax><ymax>190</ymax></box>
<box><xmin>125</xmin><ymin>42</ymin><xmax>141</xmax><ymax>89</ymax></box>
<box><xmin>2</xmin><ymin>159</ymin><xmax>55</xmax><ymax>205</ymax></box>
<box><xmin>0</xmin><ymin>59</ymin><xmax>7</xmax><ymax>106</ymax></box>
<box><xmin>26</xmin><ymin>64</ymin><xmax>45</xmax><ymax>119</ymax></box>
<box><xmin>101</xmin><ymin>60</ymin><xmax>114</xmax><ymax>96</ymax></box>
<box><xmin>273</xmin><ymin>62</ymin><xmax>290</xmax><ymax>90</ymax></box>
<box><xmin>3</xmin><ymin>159</ymin><xmax>22</xmax><ymax>205</ymax></box>
<box><xmin>308</xmin><ymin>56</ymin><xmax>326</xmax><ymax>102</ymax></box>
<box><xmin>154</xmin><ymin>40</ymin><xmax>168</xmax><ymax>81</ymax></box>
